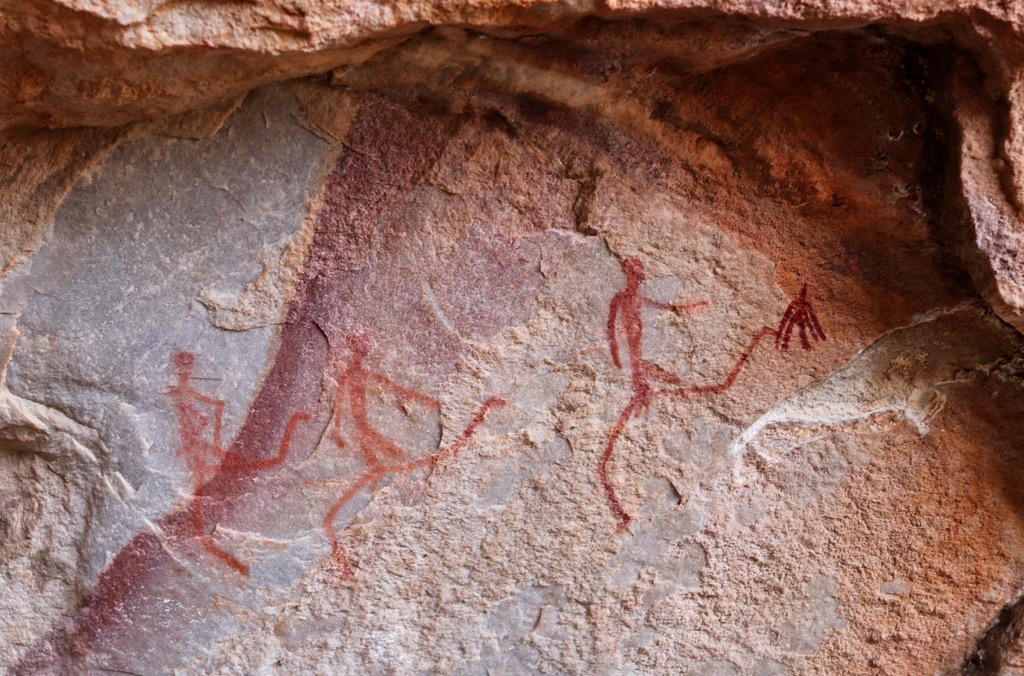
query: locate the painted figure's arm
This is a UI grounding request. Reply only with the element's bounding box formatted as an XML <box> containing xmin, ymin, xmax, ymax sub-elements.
<box><xmin>643</xmin><ymin>297</ymin><xmax>709</xmax><ymax>316</ymax></box>
<box><xmin>607</xmin><ymin>293</ymin><xmax>623</xmax><ymax>369</ymax></box>
<box><xmin>369</xmin><ymin>372</ymin><xmax>440</xmax><ymax>409</ymax></box>
<box><xmin>332</xmin><ymin>369</ymin><xmax>350</xmax><ymax>449</ymax></box>
<box><xmin>193</xmin><ymin>392</ymin><xmax>226</xmax><ymax>450</ymax></box>
<box><xmin>660</xmin><ymin>325</ymin><xmax>778</xmax><ymax>398</ymax></box>
<box><xmin>235</xmin><ymin>412</ymin><xmax>311</xmax><ymax>470</ymax></box>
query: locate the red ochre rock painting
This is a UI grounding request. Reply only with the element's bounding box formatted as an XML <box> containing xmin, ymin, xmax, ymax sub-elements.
<box><xmin>13</xmin><ymin>97</ymin><xmax>547</xmax><ymax>673</ymax></box>
<box><xmin>168</xmin><ymin>352</ymin><xmax>226</xmax><ymax>488</ymax></box>
<box><xmin>170</xmin><ymin>351</ymin><xmax>311</xmax><ymax>576</ymax></box>
<box><xmin>173</xmin><ymin>340</ymin><xmax>502</xmax><ymax>579</ymax></box>
<box><xmin>600</xmin><ymin>258</ymin><xmax>825</xmax><ymax>531</ymax></box>
<box><xmin>314</xmin><ymin>333</ymin><xmax>504</xmax><ymax>579</ymax></box>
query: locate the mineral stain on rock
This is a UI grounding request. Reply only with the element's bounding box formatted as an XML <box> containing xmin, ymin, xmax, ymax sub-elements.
<box><xmin>4</xmin><ymin>16</ymin><xmax>1024</xmax><ymax>675</ymax></box>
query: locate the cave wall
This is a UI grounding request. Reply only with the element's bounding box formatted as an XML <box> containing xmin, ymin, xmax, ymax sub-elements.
<box><xmin>2</xmin><ymin>4</ymin><xmax>1024</xmax><ymax>674</ymax></box>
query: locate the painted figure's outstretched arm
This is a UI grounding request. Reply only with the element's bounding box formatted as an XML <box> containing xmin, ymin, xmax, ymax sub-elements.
<box><xmin>230</xmin><ymin>412</ymin><xmax>311</xmax><ymax>471</ymax></box>
<box><xmin>608</xmin><ymin>293</ymin><xmax>623</xmax><ymax>369</ymax></box>
<box><xmin>436</xmin><ymin>396</ymin><xmax>506</xmax><ymax>462</ymax></box>
<box><xmin>643</xmin><ymin>298</ymin><xmax>709</xmax><ymax>316</ymax></box>
<box><xmin>368</xmin><ymin>372</ymin><xmax>440</xmax><ymax>409</ymax></box>
<box><xmin>660</xmin><ymin>325</ymin><xmax>779</xmax><ymax>399</ymax></box>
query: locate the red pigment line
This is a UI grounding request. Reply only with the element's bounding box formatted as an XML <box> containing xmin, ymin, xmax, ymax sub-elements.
<box><xmin>774</xmin><ymin>299</ymin><xmax>799</xmax><ymax>350</ymax></box>
<box><xmin>607</xmin><ymin>293</ymin><xmax>624</xmax><ymax>369</ymax></box>
<box><xmin>323</xmin><ymin>472</ymin><xmax>380</xmax><ymax>580</ymax></box>
<box><xmin>599</xmin><ymin>397</ymin><xmax>642</xmax><ymax>532</ymax></box>
<box><xmin>225</xmin><ymin>412</ymin><xmax>312</xmax><ymax>472</ymax></box>
<box><xmin>322</xmin><ymin>343</ymin><xmax>504</xmax><ymax>581</ymax></box>
<box><xmin>193</xmin><ymin>482</ymin><xmax>248</xmax><ymax>576</ymax></box>
<box><xmin>190</xmin><ymin>411</ymin><xmax>311</xmax><ymax>576</ymax></box>
<box><xmin>438</xmin><ymin>396</ymin><xmax>506</xmax><ymax>461</ymax></box>
<box><xmin>644</xmin><ymin>298</ymin><xmax>710</xmax><ymax>314</ymax></box>
<box><xmin>658</xmin><ymin>326</ymin><xmax>778</xmax><ymax>399</ymax></box>
<box><xmin>368</xmin><ymin>372</ymin><xmax>441</xmax><ymax>407</ymax></box>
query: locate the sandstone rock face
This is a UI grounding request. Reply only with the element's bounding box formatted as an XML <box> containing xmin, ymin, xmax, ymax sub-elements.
<box><xmin>2</xmin><ymin>6</ymin><xmax>1024</xmax><ymax>675</ymax></box>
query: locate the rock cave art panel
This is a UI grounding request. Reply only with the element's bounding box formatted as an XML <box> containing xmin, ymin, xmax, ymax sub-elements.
<box><xmin>601</xmin><ymin>256</ymin><xmax>825</xmax><ymax>530</ymax></box>
<box><xmin>7</xmin><ymin>22</ymin><xmax>1024</xmax><ymax>676</ymax></box>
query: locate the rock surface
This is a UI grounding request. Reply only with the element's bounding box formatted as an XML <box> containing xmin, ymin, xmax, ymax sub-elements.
<box><xmin>0</xmin><ymin>4</ymin><xmax>1024</xmax><ymax>675</ymax></box>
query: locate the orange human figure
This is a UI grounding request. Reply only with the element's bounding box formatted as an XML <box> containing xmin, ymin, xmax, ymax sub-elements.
<box><xmin>168</xmin><ymin>351</ymin><xmax>310</xmax><ymax>576</ymax></box>
<box><xmin>168</xmin><ymin>352</ymin><xmax>227</xmax><ymax>488</ymax></box>
<box><xmin>322</xmin><ymin>333</ymin><xmax>504</xmax><ymax>579</ymax></box>
<box><xmin>600</xmin><ymin>259</ymin><xmax>825</xmax><ymax>531</ymax></box>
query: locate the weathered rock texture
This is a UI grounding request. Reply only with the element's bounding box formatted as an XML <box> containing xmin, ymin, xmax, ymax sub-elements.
<box><xmin>1</xmin><ymin>3</ymin><xmax>1024</xmax><ymax>675</ymax></box>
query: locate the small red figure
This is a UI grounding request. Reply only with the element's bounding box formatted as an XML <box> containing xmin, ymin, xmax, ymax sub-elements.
<box><xmin>601</xmin><ymin>259</ymin><xmax>708</xmax><ymax>531</ymax></box>
<box><xmin>168</xmin><ymin>352</ymin><xmax>226</xmax><ymax>488</ymax></box>
<box><xmin>600</xmin><ymin>260</ymin><xmax>825</xmax><ymax>531</ymax></box>
<box><xmin>321</xmin><ymin>333</ymin><xmax>504</xmax><ymax>579</ymax></box>
<box><xmin>169</xmin><ymin>351</ymin><xmax>310</xmax><ymax>576</ymax></box>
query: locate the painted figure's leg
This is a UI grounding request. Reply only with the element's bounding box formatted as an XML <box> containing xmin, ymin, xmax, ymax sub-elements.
<box><xmin>192</xmin><ymin>480</ymin><xmax>250</xmax><ymax>576</ymax></box>
<box><xmin>599</xmin><ymin>398</ymin><xmax>641</xmax><ymax>532</ymax></box>
<box><xmin>322</xmin><ymin>471</ymin><xmax>382</xmax><ymax>579</ymax></box>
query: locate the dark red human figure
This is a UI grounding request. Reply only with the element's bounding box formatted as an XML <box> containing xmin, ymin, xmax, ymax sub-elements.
<box><xmin>601</xmin><ymin>259</ymin><xmax>708</xmax><ymax>531</ymax></box>
<box><xmin>322</xmin><ymin>333</ymin><xmax>504</xmax><ymax>579</ymax></box>
<box><xmin>169</xmin><ymin>351</ymin><xmax>310</xmax><ymax>576</ymax></box>
<box><xmin>607</xmin><ymin>258</ymin><xmax>709</xmax><ymax>406</ymax></box>
<box><xmin>600</xmin><ymin>260</ymin><xmax>825</xmax><ymax>531</ymax></box>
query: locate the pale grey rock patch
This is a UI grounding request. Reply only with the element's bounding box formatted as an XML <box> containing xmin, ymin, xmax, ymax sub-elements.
<box><xmin>0</xmin><ymin>84</ymin><xmax>332</xmax><ymax>667</ymax></box>
<box><xmin>778</xmin><ymin>574</ymin><xmax>845</xmax><ymax>655</ymax></box>
<box><xmin>729</xmin><ymin>304</ymin><xmax>1021</xmax><ymax>484</ymax></box>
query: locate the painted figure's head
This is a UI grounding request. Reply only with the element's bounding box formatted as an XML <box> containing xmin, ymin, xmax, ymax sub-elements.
<box><xmin>173</xmin><ymin>352</ymin><xmax>195</xmax><ymax>380</ymax></box>
<box><xmin>344</xmin><ymin>333</ymin><xmax>372</xmax><ymax>359</ymax></box>
<box><xmin>622</xmin><ymin>258</ymin><xmax>646</xmax><ymax>283</ymax></box>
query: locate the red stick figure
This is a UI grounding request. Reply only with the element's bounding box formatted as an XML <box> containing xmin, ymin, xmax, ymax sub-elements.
<box><xmin>600</xmin><ymin>260</ymin><xmax>825</xmax><ymax>531</ymax></box>
<box><xmin>169</xmin><ymin>351</ymin><xmax>310</xmax><ymax>576</ymax></box>
<box><xmin>321</xmin><ymin>333</ymin><xmax>504</xmax><ymax>579</ymax></box>
<box><xmin>168</xmin><ymin>352</ymin><xmax>226</xmax><ymax>488</ymax></box>
<box><xmin>607</xmin><ymin>258</ymin><xmax>709</xmax><ymax>406</ymax></box>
